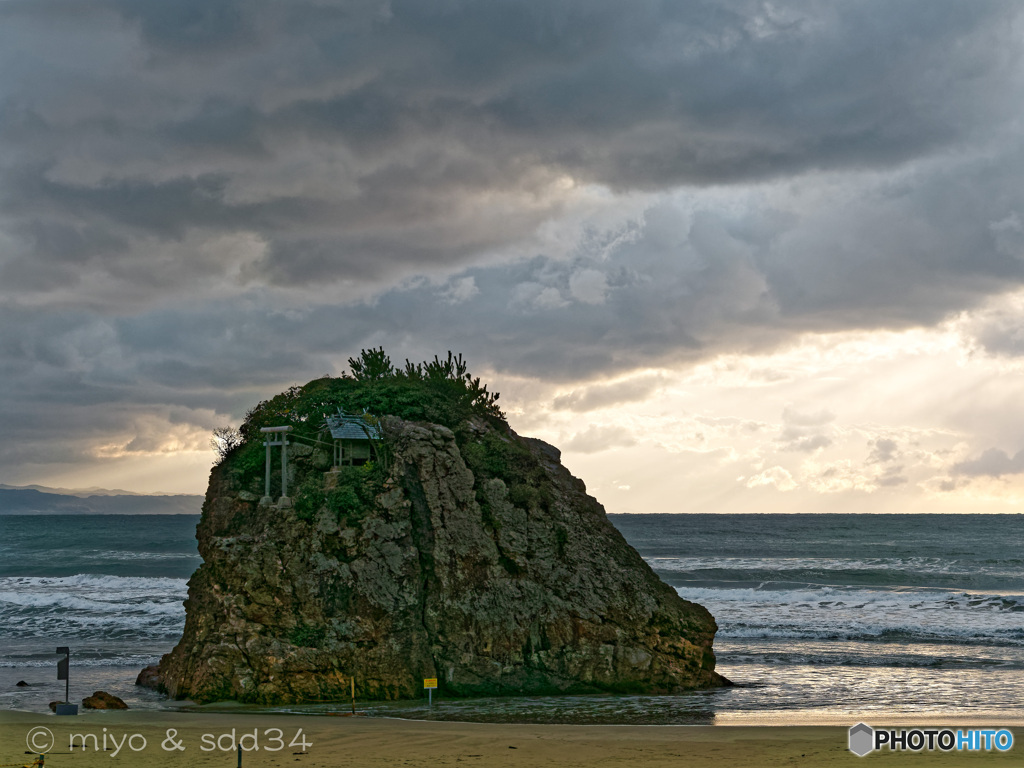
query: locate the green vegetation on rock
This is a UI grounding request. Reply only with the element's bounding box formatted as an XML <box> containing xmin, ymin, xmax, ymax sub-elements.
<box><xmin>219</xmin><ymin>348</ymin><xmax>549</xmax><ymax>526</ymax></box>
<box><xmin>237</xmin><ymin>348</ymin><xmax>502</xmax><ymax>442</ymax></box>
<box><xmin>294</xmin><ymin>464</ymin><xmax>381</xmax><ymax>524</ymax></box>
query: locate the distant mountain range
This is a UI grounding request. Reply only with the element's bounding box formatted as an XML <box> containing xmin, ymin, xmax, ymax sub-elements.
<box><xmin>0</xmin><ymin>484</ymin><xmax>203</xmax><ymax>514</ymax></box>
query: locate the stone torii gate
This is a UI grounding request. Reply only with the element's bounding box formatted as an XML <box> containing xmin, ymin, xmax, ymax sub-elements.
<box><xmin>260</xmin><ymin>425</ymin><xmax>293</xmax><ymax>506</ymax></box>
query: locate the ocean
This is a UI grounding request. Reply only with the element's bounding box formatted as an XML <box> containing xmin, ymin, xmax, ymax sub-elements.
<box><xmin>0</xmin><ymin>515</ymin><xmax>200</xmax><ymax>712</ymax></box>
<box><xmin>2</xmin><ymin>512</ymin><xmax>1022</xmax><ymax>723</ymax></box>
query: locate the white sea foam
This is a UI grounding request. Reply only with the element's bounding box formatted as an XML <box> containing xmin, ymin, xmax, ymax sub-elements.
<box><xmin>0</xmin><ymin>573</ymin><xmax>187</xmax><ymax>590</ymax></box>
<box><xmin>0</xmin><ymin>574</ymin><xmax>188</xmax><ymax>646</ymax></box>
<box><xmin>677</xmin><ymin>585</ymin><xmax>1024</xmax><ymax>644</ymax></box>
<box><xmin>86</xmin><ymin>549</ymin><xmax>201</xmax><ymax>561</ymax></box>
<box><xmin>0</xmin><ymin>573</ymin><xmax>186</xmax><ymax>593</ymax></box>
<box><xmin>0</xmin><ymin>654</ymin><xmax>164</xmax><ymax>668</ymax></box>
<box><xmin>649</xmin><ymin>555</ymin><xmax>1023</xmax><ymax>578</ymax></box>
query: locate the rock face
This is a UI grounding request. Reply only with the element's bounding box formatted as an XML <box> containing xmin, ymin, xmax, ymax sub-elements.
<box><xmin>135</xmin><ymin>664</ymin><xmax>163</xmax><ymax>690</ymax></box>
<box><xmin>157</xmin><ymin>417</ymin><xmax>725</xmax><ymax>704</ymax></box>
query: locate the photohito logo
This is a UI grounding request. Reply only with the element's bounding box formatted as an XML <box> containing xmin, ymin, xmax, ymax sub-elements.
<box><xmin>26</xmin><ymin>726</ymin><xmax>55</xmax><ymax>753</ymax></box>
<box><xmin>848</xmin><ymin>723</ymin><xmax>874</xmax><ymax>757</ymax></box>
<box><xmin>848</xmin><ymin>723</ymin><xmax>1014</xmax><ymax>757</ymax></box>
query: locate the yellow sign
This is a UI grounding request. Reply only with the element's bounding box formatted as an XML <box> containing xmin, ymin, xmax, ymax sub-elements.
<box><xmin>424</xmin><ymin>678</ymin><xmax>438</xmax><ymax>689</ymax></box>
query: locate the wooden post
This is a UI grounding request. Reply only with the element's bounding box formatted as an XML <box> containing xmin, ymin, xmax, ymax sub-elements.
<box><xmin>351</xmin><ymin>676</ymin><xmax>356</xmax><ymax>715</ymax></box>
<box><xmin>281</xmin><ymin>432</ymin><xmax>288</xmax><ymax>498</ymax></box>
<box><xmin>56</xmin><ymin>646</ymin><xmax>70</xmax><ymax>704</ymax></box>
<box><xmin>264</xmin><ymin>438</ymin><xmax>271</xmax><ymax>498</ymax></box>
<box><xmin>259</xmin><ymin>426</ymin><xmax>293</xmax><ymax>501</ymax></box>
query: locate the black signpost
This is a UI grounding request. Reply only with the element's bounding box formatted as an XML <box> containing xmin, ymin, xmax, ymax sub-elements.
<box><xmin>55</xmin><ymin>647</ymin><xmax>77</xmax><ymax>715</ymax></box>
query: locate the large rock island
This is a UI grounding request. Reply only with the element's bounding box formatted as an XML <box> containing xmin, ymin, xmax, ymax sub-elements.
<box><xmin>155</xmin><ymin>350</ymin><xmax>726</xmax><ymax>703</ymax></box>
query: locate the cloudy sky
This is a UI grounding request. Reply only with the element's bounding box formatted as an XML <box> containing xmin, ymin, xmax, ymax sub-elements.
<box><xmin>4</xmin><ymin>0</ymin><xmax>1024</xmax><ymax>513</ymax></box>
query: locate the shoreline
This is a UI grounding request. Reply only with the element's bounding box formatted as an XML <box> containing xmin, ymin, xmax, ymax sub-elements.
<box><xmin>6</xmin><ymin>664</ymin><xmax>1024</xmax><ymax>730</ymax></box>
<box><xmin>5</xmin><ymin>703</ymin><xmax>1023</xmax><ymax>727</ymax></box>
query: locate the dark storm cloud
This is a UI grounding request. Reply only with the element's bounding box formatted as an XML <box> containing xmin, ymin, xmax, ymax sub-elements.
<box><xmin>2</xmin><ymin>0</ymin><xmax>1024</xmax><ymax>484</ymax></box>
<box><xmin>9</xmin><ymin>140</ymin><xmax>1024</xmax><ymax>460</ymax></box>
<box><xmin>0</xmin><ymin>301</ymin><xmax>322</xmax><ymax>475</ymax></box>
<box><xmin>356</xmin><ymin>150</ymin><xmax>1024</xmax><ymax>382</ymax></box>
<box><xmin>1</xmin><ymin>0</ymin><xmax>1021</xmax><ymax>291</ymax></box>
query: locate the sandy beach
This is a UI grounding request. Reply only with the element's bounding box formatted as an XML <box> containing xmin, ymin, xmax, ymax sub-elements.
<box><xmin>1</xmin><ymin>710</ymin><xmax>1020</xmax><ymax>768</ymax></box>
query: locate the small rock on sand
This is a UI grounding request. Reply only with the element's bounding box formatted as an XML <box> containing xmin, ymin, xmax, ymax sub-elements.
<box><xmin>135</xmin><ymin>664</ymin><xmax>163</xmax><ymax>690</ymax></box>
<box><xmin>82</xmin><ymin>691</ymin><xmax>128</xmax><ymax>709</ymax></box>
